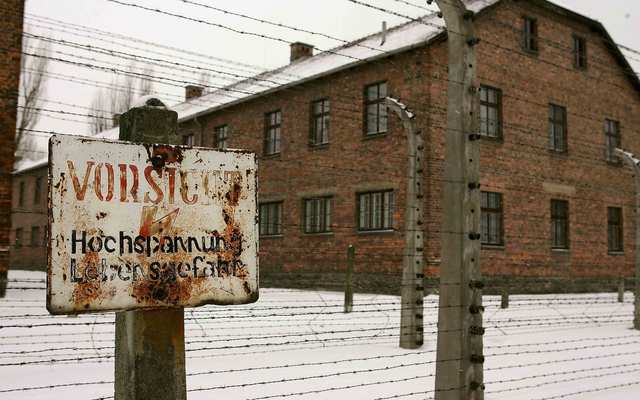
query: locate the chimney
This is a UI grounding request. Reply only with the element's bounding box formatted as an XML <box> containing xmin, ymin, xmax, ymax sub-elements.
<box><xmin>290</xmin><ymin>42</ymin><xmax>314</xmax><ymax>63</ymax></box>
<box><xmin>185</xmin><ymin>85</ymin><xmax>204</xmax><ymax>101</ymax></box>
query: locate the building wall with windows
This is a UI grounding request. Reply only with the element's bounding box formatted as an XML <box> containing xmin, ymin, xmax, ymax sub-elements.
<box><xmin>174</xmin><ymin>0</ymin><xmax>640</xmax><ymax>293</ymax></box>
<box><xmin>10</xmin><ymin>165</ymin><xmax>48</xmax><ymax>270</ymax></box>
<box><xmin>469</xmin><ymin>0</ymin><xmax>640</xmax><ymax>291</ymax></box>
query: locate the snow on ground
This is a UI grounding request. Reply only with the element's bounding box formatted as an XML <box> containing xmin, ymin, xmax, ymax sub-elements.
<box><xmin>1</xmin><ymin>269</ymin><xmax>639</xmax><ymax>399</ymax></box>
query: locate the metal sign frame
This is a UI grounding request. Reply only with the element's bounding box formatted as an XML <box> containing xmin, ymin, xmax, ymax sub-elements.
<box><xmin>47</xmin><ymin>135</ymin><xmax>258</xmax><ymax>314</ymax></box>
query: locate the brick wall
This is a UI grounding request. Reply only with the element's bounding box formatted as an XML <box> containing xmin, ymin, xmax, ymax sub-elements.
<box><xmin>10</xmin><ymin>166</ymin><xmax>48</xmax><ymax>270</ymax></box>
<box><xmin>177</xmin><ymin>0</ymin><xmax>639</xmax><ymax>294</ymax></box>
<box><xmin>0</xmin><ymin>0</ymin><xmax>24</xmax><ymax>290</ymax></box>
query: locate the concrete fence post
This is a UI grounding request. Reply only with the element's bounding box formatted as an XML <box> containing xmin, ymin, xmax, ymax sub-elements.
<box><xmin>344</xmin><ymin>245</ymin><xmax>354</xmax><ymax>313</ymax></box>
<box><xmin>386</xmin><ymin>97</ymin><xmax>424</xmax><ymax>349</ymax></box>
<box><xmin>114</xmin><ymin>98</ymin><xmax>187</xmax><ymax>400</ymax></box>
<box><xmin>614</xmin><ymin>148</ymin><xmax>640</xmax><ymax>330</ymax></box>
<box><xmin>433</xmin><ymin>0</ymin><xmax>484</xmax><ymax>398</ymax></box>
<box><xmin>501</xmin><ymin>289</ymin><xmax>509</xmax><ymax>309</ymax></box>
<box><xmin>618</xmin><ymin>277</ymin><xmax>625</xmax><ymax>303</ymax></box>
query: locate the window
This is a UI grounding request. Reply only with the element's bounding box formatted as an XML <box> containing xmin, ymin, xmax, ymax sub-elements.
<box><xmin>182</xmin><ymin>134</ymin><xmax>194</xmax><ymax>146</ymax></box>
<box><xmin>358</xmin><ymin>190</ymin><xmax>394</xmax><ymax>231</ymax></box>
<box><xmin>303</xmin><ymin>197</ymin><xmax>332</xmax><ymax>233</ymax></box>
<box><xmin>215</xmin><ymin>125</ymin><xmax>228</xmax><ymax>150</ymax></box>
<box><xmin>522</xmin><ymin>16</ymin><xmax>538</xmax><ymax>53</ymax></box>
<box><xmin>34</xmin><ymin>177</ymin><xmax>42</xmax><ymax>204</ymax></box>
<box><xmin>551</xmin><ymin>199</ymin><xmax>569</xmax><ymax>249</ymax></box>
<box><xmin>479</xmin><ymin>86</ymin><xmax>502</xmax><ymax>139</ymax></box>
<box><xmin>549</xmin><ymin>104</ymin><xmax>567</xmax><ymax>152</ymax></box>
<box><xmin>15</xmin><ymin>228</ymin><xmax>23</xmax><ymax>248</ymax></box>
<box><xmin>605</xmin><ymin>119</ymin><xmax>621</xmax><ymax>164</ymax></box>
<box><xmin>259</xmin><ymin>202</ymin><xmax>282</xmax><ymax>236</ymax></box>
<box><xmin>573</xmin><ymin>35</ymin><xmax>587</xmax><ymax>69</ymax></box>
<box><xmin>30</xmin><ymin>226</ymin><xmax>40</xmax><ymax>247</ymax></box>
<box><xmin>608</xmin><ymin>207</ymin><xmax>623</xmax><ymax>252</ymax></box>
<box><xmin>264</xmin><ymin>110</ymin><xmax>281</xmax><ymax>155</ymax></box>
<box><xmin>310</xmin><ymin>99</ymin><xmax>330</xmax><ymax>146</ymax></box>
<box><xmin>481</xmin><ymin>192</ymin><xmax>503</xmax><ymax>245</ymax></box>
<box><xmin>18</xmin><ymin>181</ymin><xmax>25</xmax><ymax>207</ymax></box>
<box><xmin>364</xmin><ymin>81</ymin><xmax>388</xmax><ymax>135</ymax></box>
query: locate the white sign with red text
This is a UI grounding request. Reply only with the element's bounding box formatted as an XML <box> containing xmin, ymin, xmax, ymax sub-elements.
<box><xmin>47</xmin><ymin>135</ymin><xmax>258</xmax><ymax>314</ymax></box>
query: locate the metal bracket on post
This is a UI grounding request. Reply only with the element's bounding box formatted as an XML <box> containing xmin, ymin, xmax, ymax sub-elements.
<box><xmin>386</xmin><ymin>97</ymin><xmax>424</xmax><ymax>349</ymax></box>
<box><xmin>432</xmin><ymin>0</ymin><xmax>484</xmax><ymax>399</ymax></box>
<box><xmin>614</xmin><ymin>147</ymin><xmax>640</xmax><ymax>330</ymax></box>
<box><xmin>114</xmin><ymin>97</ymin><xmax>187</xmax><ymax>400</ymax></box>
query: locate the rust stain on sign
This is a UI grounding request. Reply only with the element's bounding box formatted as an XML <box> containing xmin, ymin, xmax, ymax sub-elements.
<box><xmin>47</xmin><ymin>135</ymin><xmax>258</xmax><ymax>314</ymax></box>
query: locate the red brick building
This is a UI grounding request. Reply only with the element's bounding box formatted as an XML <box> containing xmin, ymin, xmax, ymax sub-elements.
<box><xmin>1</xmin><ymin>0</ymin><xmax>24</xmax><ymax>292</ymax></box>
<box><xmin>10</xmin><ymin>161</ymin><xmax>46</xmax><ymax>271</ymax></box>
<box><xmin>11</xmin><ymin>0</ymin><xmax>640</xmax><ymax>293</ymax></box>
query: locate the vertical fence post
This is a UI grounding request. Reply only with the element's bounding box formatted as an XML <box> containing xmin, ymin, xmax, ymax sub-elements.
<box><xmin>386</xmin><ymin>97</ymin><xmax>424</xmax><ymax>349</ymax></box>
<box><xmin>615</xmin><ymin>148</ymin><xmax>640</xmax><ymax>330</ymax></box>
<box><xmin>114</xmin><ymin>98</ymin><xmax>187</xmax><ymax>400</ymax></box>
<box><xmin>433</xmin><ymin>0</ymin><xmax>484</xmax><ymax>399</ymax></box>
<box><xmin>618</xmin><ymin>277</ymin><xmax>625</xmax><ymax>303</ymax></box>
<box><xmin>344</xmin><ymin>245</ymin><xmax>354</xmax><ymax>313</ymax></box>
<box><xmin>501</xmin><ymin>288</ymin><xmax>509</xmax><ymax>309</ymax></box>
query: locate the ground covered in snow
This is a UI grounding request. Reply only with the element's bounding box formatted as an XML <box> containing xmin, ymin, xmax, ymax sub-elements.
<box><xmin>1</xmin><ymin>270</ymin><xmax>639</xmax><ymax>399</ymax></box>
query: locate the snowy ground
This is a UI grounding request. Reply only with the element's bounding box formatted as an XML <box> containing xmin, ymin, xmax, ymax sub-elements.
<box><xmin>1</xmin><ymin>270</ymin><xmax>639</xmax><ymax>399</ymax></box>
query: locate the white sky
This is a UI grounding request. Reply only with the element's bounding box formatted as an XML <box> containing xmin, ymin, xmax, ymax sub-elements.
<box><xmin>20</xmin><ymin>0</ymin><xmax>640</xmax><ymax>160</ymax></box>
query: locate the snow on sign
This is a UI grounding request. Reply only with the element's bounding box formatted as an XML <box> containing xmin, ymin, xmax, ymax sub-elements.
<box><xmin>46</xmin><ymin>135</ymin><xmax>258</xmax><ymax>314</ymax></box>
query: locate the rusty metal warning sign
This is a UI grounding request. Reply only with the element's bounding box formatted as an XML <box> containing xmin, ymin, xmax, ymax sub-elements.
<box><xmin>47</xmin><ymin>135</ymin><xmax>258</xmax><ymax>314</ymax></box>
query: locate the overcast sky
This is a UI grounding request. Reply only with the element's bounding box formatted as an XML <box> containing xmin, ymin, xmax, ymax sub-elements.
<box><xmin>20</xmin><ymin>0</ymin><xmax>640</xmax><ymax>161</ymax></box>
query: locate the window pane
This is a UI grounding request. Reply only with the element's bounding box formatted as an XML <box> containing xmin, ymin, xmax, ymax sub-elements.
<box><xmin>371</xmin><ymin>192</ymin><xmax>381</xmax><ymax>229</ymax></box>
<box><xmin>551</xmin><ymin>200</ymin><xmax>568</xmax><ymax>248</ymax></box>
<box><xmin>359</xmin><ymin>194</ymin><xmax>368</xmax><ymax>229</ymax></box>
<box><xmin>364</xmin><ymin>82</ymin><xmax>388</xmax><ymax>135</ymax></box>
<box><xmin>383</xmin><ymin>191</ymin><xmax>392</xmax><ymax>229</ymax></box>
<box><xmin>275</xmin><ymin>204</ymin><xmax>282</xmax><ymax>234</ymax></box>
<box><xmin>325</xmin><ymin>199</ymin><xmax>331</xmax><ymax>231</ymax></box>
<box><xmin>274</xmin><ymin>127</ymin><xmax>281</xmax><ymax>153</ymax></box>
<box><xmin>260</xmin><ymin>202</ymin><xmax>282</xmax><ymax>236</ymax></box>
<box><xmin>366</xmin><ymin>104</ymin><xmax>378</xmax><ymax>134</ymax></box>
<box><xmin>608</xmin><ymin>207</ymin><xmax>623</xmax><ymax>252</ymax></box>
<box><xmin>358</xmin><ymin>191</ymin><xmax>393</xmax><ymax>231</ymax></box>
<box><xmin>379</xmin><ymin>82</ymin><xmax>387</xmax><ymax>98</ymax></box>
<box><xmin>366</xmin><ymin>85</ymin><xmax>378</xmax><ymax>100</ymax></box>
<box><xmin>378</xmin><ymin>104</ymin><xmax>388</xmax><ymax>132</ymax></box>
<box><xmin>480</xmin><ymin>192</ymin><xmax>503</xmax><ymax>245</ymax></box>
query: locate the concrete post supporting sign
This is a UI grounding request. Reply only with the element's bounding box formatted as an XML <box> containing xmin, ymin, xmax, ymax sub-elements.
<box><xmin>344</xmin><ymin>245</ymin><xmax>354</xmax><ymax>313</ymax></box>
<box><xmin>433</xmin><ymin>0</ymin><xmax>484</xmax><ymax>399</ymax></box>
<box><xmin>115</xmin><ymin>97</ymin><xmax>186</xmax><ymax>400</ymax></box>
<box><xmin>48</xmin><ymin>95</ymin><xmax>257</xmax><ymax>397</ymax></box>
<box><xmin>614</xmin><ymin>148</ymin><xmax>640</xmax><ymax>330</ymax></box>
<box><xmin>386</xmin><ymin>97</ymin><xmax>424</xmax><ymax>349</ymax></box>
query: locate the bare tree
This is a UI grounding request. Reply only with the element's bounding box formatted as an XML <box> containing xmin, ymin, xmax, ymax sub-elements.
<box><xmin>137</xmin><ymin>66</ymin><xmax>155</xmax><ymax>97</ymax></box>
<box><xmin>88</xmin><ymin>89</ymin><xmax>112</xmax><ymax>135</ymax></box>
<box><xmin>15</xmin><ymin>36</ymin><xmax>51</xmax><ymax>160</ymax></box>
<box><xmin>88</xmin><ymin>63</ymin><xmax>156</xmax><ymax>134</ymax></box>
<box><xmin>118</xmin><ymin>64</ymin><xmax>137</xmax><ymax>111</ymax></box>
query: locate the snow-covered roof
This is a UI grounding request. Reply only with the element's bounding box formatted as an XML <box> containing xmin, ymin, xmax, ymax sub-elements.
<box><xmin>12</xmin><ymin>157</ymin><xmax>48</xmax><ymax>174</ymax></box>
<box><xmin>172</xmin><ymin>0</ymin><xmax>499</xmax><ymax>122</ymax></box>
